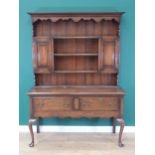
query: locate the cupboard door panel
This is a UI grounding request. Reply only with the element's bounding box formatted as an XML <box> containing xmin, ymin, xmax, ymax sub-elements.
<box><xmin>104</xmin><ymin>42</ymin><xmax>115</xmax><ymax>66</ymax></box>
<box><xmin>80</xmin><ymin>97</ymin><xmax>120</xmax><ymax>111</ymax></box>
<box><xmin>38</xmin><ymin>44</ymin><xmax>48</xmax><ymax>66</ymax></box>
<box><xmin>98</xmin><ymin>37</ymin><xmax>119</xmax><ymax>73</ymax></box>
<box><xmin>33</xmin><ymin>97</ymin><xmax>73</xmax><ymax>112</ymax></box>
<box><xmin>33</xmin><ymin>37</ymin><xmax>53</xmax><ymax>73</ymax></box>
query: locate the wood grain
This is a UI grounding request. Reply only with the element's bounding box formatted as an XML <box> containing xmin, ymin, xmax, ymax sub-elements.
<box><xmin>28</xmin><ymin>12</ymin><xmax>125</xmax><ymax>147</ymax></box>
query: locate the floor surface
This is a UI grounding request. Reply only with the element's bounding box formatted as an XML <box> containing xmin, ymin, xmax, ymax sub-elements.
<box><xmin>19</xmin><ymin>133</ymin><xmax>135</xmax><ymax>155</ymax></box>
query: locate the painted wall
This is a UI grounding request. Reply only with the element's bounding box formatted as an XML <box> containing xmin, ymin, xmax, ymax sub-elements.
<box><xmin>19</xmin><ymin>0</ymin><xmax>135</xmax><ymax>126</ymax></box>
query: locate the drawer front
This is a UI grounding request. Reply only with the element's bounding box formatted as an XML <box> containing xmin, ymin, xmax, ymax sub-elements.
<box><xmin>80</xmin><ymin>97</ymin><xmax>119</xmax><ymax>111</ymax></box>
<box><xmin>32</xmin><ymin>97</ymin><xmax>73</xmax><ymax>111</ymax></box>
<box><xmin>31</xmin><ymin>96</ymin><xmax>121</xmax><ymax>118</ymax></box>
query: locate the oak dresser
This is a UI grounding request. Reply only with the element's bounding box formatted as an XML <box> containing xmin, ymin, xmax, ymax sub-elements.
<box><xmin>28</xmin><ymin>12</ymin><xmax>125</xmax><ymax>147</ymax></box>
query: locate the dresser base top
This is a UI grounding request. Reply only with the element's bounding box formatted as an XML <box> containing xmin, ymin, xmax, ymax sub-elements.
<box><xmin>28</xmin><ymin>86</ymin><xmax>125</xmax><ymax>96</ymax></box>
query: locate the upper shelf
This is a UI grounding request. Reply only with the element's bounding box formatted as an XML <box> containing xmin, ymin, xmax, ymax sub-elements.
<box><xmin>28</xmin><ymin>12</ymin><xmax>125</xmax><ymax>23</ymax></box>
<box><xmin>54</xmin><ymin>53</ymin><xmax>98</xmax><ymax>56</ymax></box>
<box><xmin>33</xmin><ymin>35</ymin><xmax>118</xmax><ymax>40</ymax></box>
<box><xmin>53</xmin><ymin>36</ymin><xmax>100</xmax><ymax>39</ymax></box>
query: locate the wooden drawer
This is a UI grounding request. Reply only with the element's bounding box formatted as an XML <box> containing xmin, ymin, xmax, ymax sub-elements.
<box><xmin>31</xmin><ymin>96</ymin><xmax>121</xmax><ymax>118</ymax></box>
<box><xmin>32</xmin><ymin>97</ymin><xmax>73</xmax><ymax>111</ymax></box>
<box><xmin>79</xmin><ymin>97</ymin><xmax>120</xmax><ymax>111</ymax></box>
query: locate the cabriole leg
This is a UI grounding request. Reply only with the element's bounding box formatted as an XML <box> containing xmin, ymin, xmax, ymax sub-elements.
<box><xmin>116</xmin><ymin>118</ymin><xmax>125</xmax><ymax>147</ymax></box>
<box><xmin>28</xmin><ymin>119</ymin><xmax>37</xmax><ymax>147</ymax></box>
<box><xmin>112</xmin><ymin>117</ymin><xmax>116</xmax><ymax>133</ymax></box>
<box><xmin>36</xmin><ymin>118</ymin><xmax>40</xmax><ymax>133</ymax></box>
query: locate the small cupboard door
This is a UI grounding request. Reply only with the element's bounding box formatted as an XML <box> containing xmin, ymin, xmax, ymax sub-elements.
<box><xmin>33</xmin><ymin>37</ymin><xmax>54</xmax><ymax>73</ymax></box>
<box><xmin>98</xmin><ymin>37</ymin><xmax>119</xmax><ymax>73</ymax></box>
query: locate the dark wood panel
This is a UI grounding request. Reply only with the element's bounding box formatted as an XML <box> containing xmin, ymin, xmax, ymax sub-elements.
<box><xmin>80</xmin><ymin>97</ymin><xmax>119</xmax><ymax>111</ymax></box>
<box><xmin>33</xmin><ymin>37</ymin><xmax>53</xmax><ymax>73</ymax></box>
<box><xmin>28</xmin><ymin>86</ymin><xmax>125</xmax><ymax>96</ymax></box>
<box><xmin>55</xmin><ymin>56</ymin><xmax>98</xmax><ymax>71</ymax></box>
<box><xmin>33</xmin><ymin>97</ymin><xmax>73</xmax><ymax>111</ymax></box>
<box><xmin>104</xmin><ymin>41</ymin><xmax>115</xmax><ymax>65</ymax></box>
<box><xmin>54</xmin><ymin>38</ymin><xmax>98</xmax><ymax>53</ymax></box>
<box><xmin>34</xmin><ymin>20</ymin><xmax>51</xmax><ymax>36</ymax></box>
<box><xmin>34</xmin><ymin>20</ymin><xmax>119</xmax><ymax>37</ymax></box>
<box><xmin>35</xmin><ymin>74</ymin><xmax>117</xmax><ymax>85</ymax></box>
<box><xmin>33</xmin><ymin>110</ymin><xmax>120</xmax><ymax>118</ymax></box>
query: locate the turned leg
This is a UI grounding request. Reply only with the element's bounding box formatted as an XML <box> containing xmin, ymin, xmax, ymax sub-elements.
<box><xmin>36</xmin><ymin>118</ymin><xmax>40</xmax><ymax>133</ymax></box>
<box><xmin>116</xmin><ymin>118</ymin><xmax>125</xmax><ymax>147</ymax></box>
<box><xmin>112</xmin><ymin>117</ymin><xmax>116</xmax><ymax>133</ymax></box>
<box><xmin>28</xmin><ymin>119</ymin><xmax>37</xmax><ymax>147</ymax></box>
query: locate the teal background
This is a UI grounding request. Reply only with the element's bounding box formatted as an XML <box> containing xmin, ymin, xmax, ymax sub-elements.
<box><xmin>19</xmin><ymin>0</ymin><xmax>135</xmax><ymax>126</ymax></box>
